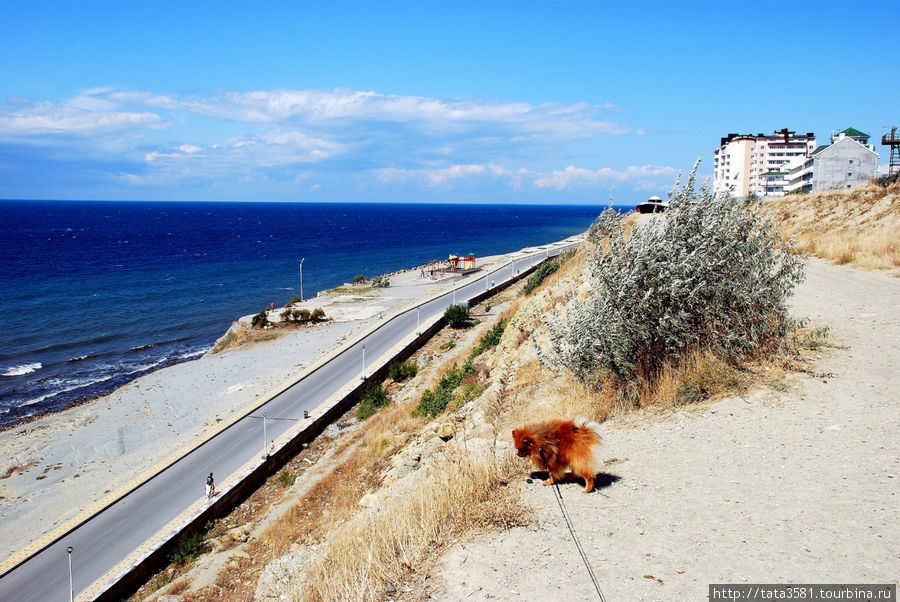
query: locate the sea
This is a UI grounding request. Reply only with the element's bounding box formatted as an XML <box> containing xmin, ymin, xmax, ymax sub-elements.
<box><xmin>0</xmin><ymin>200</ymin><xmax>622</xmax><ymax>428</ymax></box>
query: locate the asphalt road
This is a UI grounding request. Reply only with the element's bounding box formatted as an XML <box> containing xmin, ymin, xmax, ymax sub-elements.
<box><xmin>0</xmin><ymin>242</ymin><xmax>575</xmax><ymax>601</ymax></box>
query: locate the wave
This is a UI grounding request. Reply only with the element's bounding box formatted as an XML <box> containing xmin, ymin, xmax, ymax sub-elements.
<box><xmin>68</xmin><ymin>355</ymin><xmax>89</xmax><ymax>362</ymax></box>
<box><xmin>2</xmin><ymin>363</ymin><xmax>42</xmax><ymax>377</ymax></box>
<box><xmin>15</xmin><ymin>374</ymin><xmax>115</xmax><ymax>408</ymax></box>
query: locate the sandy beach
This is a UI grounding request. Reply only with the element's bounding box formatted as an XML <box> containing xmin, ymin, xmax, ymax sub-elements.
<box><xmin>0</xmin><ymin>244</ymin><xmax>560</xmax><ymax>562</ymax></box>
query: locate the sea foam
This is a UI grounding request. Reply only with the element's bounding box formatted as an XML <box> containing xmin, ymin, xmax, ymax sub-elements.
<box><xmin>2</xmin><ymin>363</ymin><xmax>42</xmax><ymax>377</ymax></box>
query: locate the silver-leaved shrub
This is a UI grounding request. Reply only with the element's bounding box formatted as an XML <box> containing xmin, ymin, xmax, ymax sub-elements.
<box><xmin>543</xmin><ymin>158</ymin><xmax>805</xmax><ymax>395</ymax></box>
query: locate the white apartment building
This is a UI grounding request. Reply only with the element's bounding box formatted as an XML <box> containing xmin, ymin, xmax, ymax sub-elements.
<box><xmin>713</xmin><ymin>128</ymin><xmax>817</xmax><ymax>197</ymax></box>
<box><xmin>811</xmin><ymin>128</ymin><xmax>879</xmax><ymax>192</ymax></box>
<box><xmin>783</xmin><ymin>127</ymin><xmax>879</xmax><ymax>193</ymax></box>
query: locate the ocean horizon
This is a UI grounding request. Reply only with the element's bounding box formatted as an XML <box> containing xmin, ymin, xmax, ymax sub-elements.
<box><xmin>0</xmin><ymin>199</ymin><xmax>628</xmax><ymax>427</ymax></box>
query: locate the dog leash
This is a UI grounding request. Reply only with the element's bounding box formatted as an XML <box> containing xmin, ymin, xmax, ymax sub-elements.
<box><xmin>553</xmin><ymin>483</ymin><xmax>607</xmax><ymax>601</ymax></box>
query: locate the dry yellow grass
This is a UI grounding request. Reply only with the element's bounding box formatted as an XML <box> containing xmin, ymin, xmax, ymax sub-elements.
<box><xmin>299</xmin><ymin>448</ymin><xmax>528</xmax><ymax>602</ymax></box>
<box><xmin>764</xmin><ymin>182</ymin><xmax>900</xmax><ymax>270</ymax></box>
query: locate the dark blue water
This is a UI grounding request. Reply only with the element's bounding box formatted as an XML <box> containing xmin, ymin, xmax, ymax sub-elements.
<box><xmin>0</xmin><ymin>200</ymin><xmax>615</xmax><ymax>427</ymax></box>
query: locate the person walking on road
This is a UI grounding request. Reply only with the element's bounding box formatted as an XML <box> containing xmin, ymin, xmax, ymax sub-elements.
<box><xmin>206</xmin><ymin>472</ymin><xmax>215</xmax><ymax>499</ymax></box>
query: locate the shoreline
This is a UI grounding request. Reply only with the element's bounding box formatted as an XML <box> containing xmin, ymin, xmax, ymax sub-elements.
<box><xmin>0</xmin><ymin>260</ymin><xmax>476</xmax><ymax>432</ymax></box>
<box><xmin>0</xmin><ymin>239</ymin><xmax>579</xmax><ymax>562</ymax></box>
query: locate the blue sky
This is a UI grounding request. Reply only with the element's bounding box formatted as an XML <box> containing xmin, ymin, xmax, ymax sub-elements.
<box><xmin>1</xmin><ymin>1</ymin><xmax>898</xmax><ymax>203</ymax></box>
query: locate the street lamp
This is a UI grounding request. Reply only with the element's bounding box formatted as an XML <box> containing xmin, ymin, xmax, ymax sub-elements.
<box><xmin>299</xmin><ymin>258</ymin><xmax>305</xmax><ymax>302</ymax></box>
<box><xmin>262</xmin><ymin>413</ymin><xmax>268</xmax><ymax>460</ymax></box>
<box><xmin>361</xmin><ymin>344</ymin><xmax>366</xmax><ymax>380</ymax></box>
<box><xmin>67</xmin><ymin>546</ymin><xmax>73</xmax><ymax>602</ymax></box>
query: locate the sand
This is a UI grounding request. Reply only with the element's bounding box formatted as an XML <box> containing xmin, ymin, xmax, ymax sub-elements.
<box><xmin>431</xmin><ymin>257</ymin><xmax>899</xmax><ymax>600</ymax></box>
<box><xmin>0</xmin><ymin>245</ymin><xmax>559</xmax><ymax>562</ymax></box>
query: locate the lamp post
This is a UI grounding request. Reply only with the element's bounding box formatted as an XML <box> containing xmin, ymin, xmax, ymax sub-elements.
<box><xmin>299</xmin><ymin>258</ymin><xmax>305</xmax><ymax>302</ymax></box>
<box><xmin>67</xmin><ymin>546</ymin><xmax>73</xmax><ymax>602</ymax></box>
<box><xmin>262</xmin><ymin>413</ymin><xmax>268</xmax><ymax>459</ymax></box>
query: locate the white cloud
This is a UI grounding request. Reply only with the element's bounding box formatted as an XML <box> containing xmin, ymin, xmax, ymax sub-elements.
<box><xmin>0</xmin><ymin>100</ymin><xmax>168</xmax><ymax>136</ymax></box>
<box><xmin>534</xmin><ymin>164</ymin><xmax>677</xmax><ymax>190</ymax></box>
<box><xmin>75</xmin><ymin>87</ymin><xmax>627</xmax><ymax>142</ymax></box>
<box><xmin>3</xmin><ymin>87</ymin><xmax>683</xmax><ymax>199</ymax></box>
<box><xmin>376</xmin><ymin>163</ymin><xmax>512</xmax><ymax>187</ymax></box>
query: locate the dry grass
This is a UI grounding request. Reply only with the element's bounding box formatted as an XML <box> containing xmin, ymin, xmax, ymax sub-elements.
<box><xmin>764</xmin><ymin>182</ymin><xmax>900</xmax><ymax>270</ymax></box>
<box><xmin>256</xmin><ymin>448</ymin><xmax>386</xmax><ymax>557</ymax></box>
<box><xmin>299</xmin><ymin>448</ymin><xmax>528</xmax><ymax>602</ymax></box>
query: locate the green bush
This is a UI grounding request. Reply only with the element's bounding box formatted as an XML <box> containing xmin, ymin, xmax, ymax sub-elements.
<box><xmin>251</xmin><ymin>310</ymin><xmax>270</xmax><ymax>329</ymax></box>
<box><xmin>372</xmin><ymin>275</ymin><xmax>390</xmax><ymax>288</ymax></box>
<box><xmin>543</xmin><ymin>157</ymin><xmax>805</xmax><ymax>397</ymax></box>
<box><xmin>277</xmin><ymin>469</ymin><xmax>296</xmax><ymax>488</ymax></box>
<box><xmin>412</xmin><ymin>316</ymin><xmax>509</xmax><ymax>418</ymax></box>
<box><xmin>388</xmin><ymin>360</ymin><xmax>418</xmax><ymax>381</ymax></box>
<box><xmin>168</xmin><ymin>533</ymin><xmax>206</xmax><ymax>565</ymax></box>
<box><xmin>471</xmin><ymin>318</ymin><xmax>508</xmax><ymax>357</ymax></box>
<box><xmin>522</xmin><ymin>260</ymin><xmax>559</xmax><ymax>295</ymax></box>
<box><xmin>356</xmin><ymin>383</ymin><xmax>392</xmax><ymax>420</ymax></box>
<box><xmin>285</xmin><ymin>295</ymin><xmax>301</xmax><ymax>307</ymax></box>
<box><xmin>444</xmin><ymin>304</ymin><xmax>470</xmax><ymax>328</ymax></box>
<box><xmin>354</xmin><ymin>274</ymin><xmax>367</xmax><ymax>284</ymax></box>
<box><xmin>875</xmin><ymin>171</ymin><xmax>900</xmax><ymax>187</ymax></box>
<box><xmin>294</xmin><ymin>308</ymin><xmax>311</xmax><ymax>322</ymax></box>
<box><xmin>452</xmin><ymin>382</ymin><xmax>484</xmax><ymax>409</ymax></box>
<box><xmin>413</xmin><ymin>361</ymin><xmax>475</xmax><ymax>417</ymax></box>
<box><xmin>310</xmin><ymin>308</ymin><xmax>326</xmax><ymax>321</ymax></box>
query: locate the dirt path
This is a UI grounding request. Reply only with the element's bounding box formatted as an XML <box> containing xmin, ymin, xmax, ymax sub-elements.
<box><xmin>431</xmin><ymin>258</ymin><xmax>899</xmax><ymax>600</ymax></box>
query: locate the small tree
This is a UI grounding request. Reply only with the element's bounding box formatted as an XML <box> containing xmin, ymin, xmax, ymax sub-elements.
<box><xmin>444</xmin><ymin>304</ymin><xmax>470</xmax><ymax>328</ymax></box>
<box><xmin>354</xmin><ymin>274</ymin><xmax>367</xmax><ymax>284</ymax></box>
<box><xmin>310</xmin><ymin>308</ymin><xmax>326</xmax><ymax>322</ymax></box>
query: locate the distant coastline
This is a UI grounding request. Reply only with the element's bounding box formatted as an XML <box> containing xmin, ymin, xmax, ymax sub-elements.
<box><xmin>0</xmin><ymin>201</ymin><xmax>618</xmax><ymax>427</ymax></box>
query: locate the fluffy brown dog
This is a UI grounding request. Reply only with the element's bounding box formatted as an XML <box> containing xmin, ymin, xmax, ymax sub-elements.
<box><xmin>512</xmin><ymin>415</ymin><xmax>604</xmax><ymax>493</ymax></box>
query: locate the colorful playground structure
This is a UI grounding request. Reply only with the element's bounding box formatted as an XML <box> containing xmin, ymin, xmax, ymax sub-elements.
<box><xmin>447</xmin><ymin>253</ymin><xmax>476</xmax><ymax>271</ymax></box>
<box><xmin>424</xmin><ymin>253</ymin><xmax>478</xmax><ymax>277</ymax></box>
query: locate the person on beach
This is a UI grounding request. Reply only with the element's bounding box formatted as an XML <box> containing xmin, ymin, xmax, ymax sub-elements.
<box><xmin>206</xmin><ymin>472</ymin><xmax>215</xmax><ymax>499</ymax></box>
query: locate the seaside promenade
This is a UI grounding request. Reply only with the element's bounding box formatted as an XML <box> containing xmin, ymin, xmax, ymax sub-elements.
<box><xmin>0</xmin><ymin>238</ymin><xmax>580</xmax><ymax>601</ymax></box>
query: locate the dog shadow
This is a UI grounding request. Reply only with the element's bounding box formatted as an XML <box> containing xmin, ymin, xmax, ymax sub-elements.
<box><xmin>529</xmin><ymin>471</ymin><xmax>621</xmax><ymax>492</ymax></box>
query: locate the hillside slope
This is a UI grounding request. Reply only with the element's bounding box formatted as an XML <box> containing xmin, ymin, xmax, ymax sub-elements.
<box><xmin>763</xmin><ymin>182</ymin><xmax>899</xmax><ymax>272</ymax></box>
<box><xmin>431</xmin><ymin>257</ymin><xmax>899</xmax><ymax>600</ymax></box>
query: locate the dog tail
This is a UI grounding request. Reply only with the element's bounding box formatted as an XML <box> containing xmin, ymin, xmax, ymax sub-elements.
<box><xmin>573</xmin><ymin>415</ymin><xmax>603</xmax><ymax>440</ymax></box>
<box><xmin>573</xmin><ymin>415</ymin><xmax>604</xmax><ymax>471</ymax></box>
